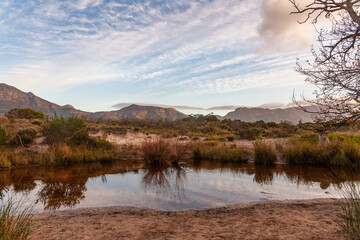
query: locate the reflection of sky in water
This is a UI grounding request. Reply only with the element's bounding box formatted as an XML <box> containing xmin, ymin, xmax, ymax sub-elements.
<box><xmin>3</xmin><ymin>165</ymin><xmax>343</xmax><ymax>212</ymax></box>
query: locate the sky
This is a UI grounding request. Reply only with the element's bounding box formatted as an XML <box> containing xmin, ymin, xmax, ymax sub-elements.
<box><xmin>0</xmin><ymin>0</ymin><xmax>318</xmax><ymax>115</ymax></box>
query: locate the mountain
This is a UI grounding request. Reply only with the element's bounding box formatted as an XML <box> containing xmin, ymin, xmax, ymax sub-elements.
<box><xmin>223</xmin><ymin>107</ymin><xmax>313</xmax><ymax>124</ymax></box>
<box><xmin>0</xmin><ymin>83</ymin><xmax>87</xmax><ymax>116</ymax></box>
<box><xmin>89</xmin><ymin>104</ymin><xmax>187</xmax><ymax>121</ymax></box>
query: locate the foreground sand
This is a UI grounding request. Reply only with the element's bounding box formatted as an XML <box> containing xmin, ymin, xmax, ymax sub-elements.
<box><xmin>31</xmin><ymin>199</ymin><xmax>341</xmax><ymax>240</ymax></box>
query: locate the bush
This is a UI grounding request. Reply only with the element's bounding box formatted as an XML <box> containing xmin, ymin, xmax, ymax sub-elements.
<box><xmin>0</xmin><ymin>198</ymin><xmax>33</xmax><ymax>240</ymax></box>
<box><xmin>31</xmin><ymin>119</ymin><xmax>43</xmax><ymax>126</ymax></box>
<box><xmin>42</xmin><ymin>115</ymin><xmax>89</xmax><ymax>146</ymax></box>
<box><xmin>9</xmin><ymin>127</ymin><xmax>37</xmax><ymax>147</ymax></box>
<box><xmin>141</xmin><ymin>139</ymin><xmax>172</xmax><ymax>167</ymax></box>
<box><xmin>0</xmin><ymin>125</ymin><xmax>7</xmax><ymax>146</ymax></box>
<box><xmin>253</xmin><ymin>141</ymin><xmax>276</xmax><ymax>165</ymax></box>
<box><xmin>6</xmin><ymin>108</ymin><xmax>44</xmax><ymax>119</ymax></box>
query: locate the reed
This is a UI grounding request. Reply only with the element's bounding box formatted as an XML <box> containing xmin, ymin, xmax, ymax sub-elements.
<box><xmin>0</xmin><ymin>198</ymin><xmax>33</xmax><ymax>240</ymax></box>
<box><xmin>253</xmin><ymin>141</ymin><xmax>276</xmax><ymax>165</ymax></box>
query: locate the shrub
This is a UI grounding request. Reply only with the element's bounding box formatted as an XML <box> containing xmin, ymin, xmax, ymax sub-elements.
<box><xmin>0</xmin><ymin>198</ymin><xmax>33</xmax><ymax>240</ymax></box>
<box><xmin>141</xmin><ymin>139</ymin><xmax>172</xmax><ymax>167</ymax></box>
<box><xmin>9</xmin><ymin>127</ymin><xmax>38</xmax><ymax>147</ymax></box>
<box><xmin>0</xmin><ymin>125</ymin><xmax>7</xmax><ymax>146</ymax></box>
<box><xmin>6</xmin><ymin>108</ymin><xmax>44</xmax><ymax>119</ymax></box>
<box><xmin>253</xmin><ymin>141</ymin><xmax>276</xmax><ymax>165</ymax></box>
<box><xmin>31</xmin><ymin>119</ymin><xmax>43</xmax><ymax>126</ymax></box>
<box><xmin>42</xmin><ymin>115</ymin><xmax>89</xmax><ymax>146</ymax></box>
<box><xmin>227</xmin><ymin>135</ymin><xmax>235</xmax><ymax>142</ymax></box>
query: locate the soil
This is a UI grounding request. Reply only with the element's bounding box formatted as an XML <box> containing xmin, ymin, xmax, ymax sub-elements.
<box><xmin>31</xmin><ymin>198</ymin><xmax>342</xmax><ymax>240</ymax></box>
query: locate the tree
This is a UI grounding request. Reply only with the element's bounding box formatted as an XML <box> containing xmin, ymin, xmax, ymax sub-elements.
<box><xmin>290</xmin><ymin>0</ymin><xmax>360</xmax><ymax>127</ymax></box>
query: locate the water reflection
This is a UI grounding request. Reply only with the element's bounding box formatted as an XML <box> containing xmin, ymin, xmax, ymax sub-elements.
<box><xmin>141</xmin><ymin>165</ymin><xmax>187</xmax><ymax>201</ymax></box>
<box><xmin>0</xmin><ymin>161</ymin><xmax>360</xmax><ymax>211</ymax></box>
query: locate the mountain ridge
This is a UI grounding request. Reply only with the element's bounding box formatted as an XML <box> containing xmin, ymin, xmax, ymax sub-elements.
<box><xmin>0</xmin><ymin>83</ymin><xmax>313</xmax><ymax>123</ymax></box>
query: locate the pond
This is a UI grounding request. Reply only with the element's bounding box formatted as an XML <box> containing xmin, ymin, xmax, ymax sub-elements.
<box><xmin>0</xmin><ymin>161</ymin><xmax>357</xmax><ymax>212</ymax></box>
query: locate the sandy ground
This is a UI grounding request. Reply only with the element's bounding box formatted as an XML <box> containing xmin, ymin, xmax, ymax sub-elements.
<box><xmin>31</xmin><ymin>199</ymin><xmax>342</xmax><ymax>240</ymax></box>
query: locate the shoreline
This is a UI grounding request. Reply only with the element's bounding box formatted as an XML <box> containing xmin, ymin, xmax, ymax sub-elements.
<box><xmin>31</xmin><ymin>198</ymin><xmax>342</xmax><ymax>240</ymax></box>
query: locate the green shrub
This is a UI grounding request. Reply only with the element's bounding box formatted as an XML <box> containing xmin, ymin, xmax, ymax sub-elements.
<box><xmin>0</xmin><ymin>125</ymin><xmax>7</xmax><ymax>146</ymax></box>
<box><xmin>9</xmin><ymin>127</ymin><xmax>38</xmax><ymax>147</ymax></box>
<box><xmin>42</xmin><ymin>115</ymin><xmax>89</xmax><ymax>146</ymax></box>
<box><xmin>6</xmin><ymin>108</ymin><xmax>44</xmax><ymax>119</ymax></box>
<box><xmin>253</xmin><ymin>141</ymin><xmax>276</xmax><ymax>165</ymax></box>
<box><xmin>0</xmin><ymin>198</ymin><xmax>33</xmax><ymax>240</ymax></box>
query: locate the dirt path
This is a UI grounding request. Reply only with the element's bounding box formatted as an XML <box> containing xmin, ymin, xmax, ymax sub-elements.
<box><xmin>31</xmin><ymin>199</ymin><xmax>342</xmax><ymax>240</ymax></box>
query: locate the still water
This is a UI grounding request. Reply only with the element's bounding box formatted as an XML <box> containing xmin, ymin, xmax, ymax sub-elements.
<box><xmin>0</xmin><ymin>161</ymin><xmax>357</xmax><ymax>212</ymax></box>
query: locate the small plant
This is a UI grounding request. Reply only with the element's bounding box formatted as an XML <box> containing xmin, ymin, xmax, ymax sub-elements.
<box><xmin>338</xmin><ymin>181</ymin><xmax>360</xmax><ymax>240</ymax></box>
<box><xmin>10</xmin><ymin>127</ymin><xmax>38</xmax><ymax>147</ymax></box>
<box><xmin>0</xmin><ymin>125</ymin><xmax>7</xmax><ymax>146</ymax></box>
<box><xmin>142</xmin><ymin>139</ymin><xmax>172</xmax><ymax>166</ymax></box>
<box><xmin>31</xmin><ymin>119</ymin><xmax>43</xmax><ymax>126</ymax></box>
<box><xmin>253</xmin><ymin>141</ymin><xmax>276</xmax><ymax>165</ymax></box>
<box><xmin>0</xmin><ymin>198</ymin><xmax>33</xmax><ymax>240</ymax></box>
<box><xmin>227</xmin><ymin>135</ymin><xmax>235</xmax><ymax>142</ymax></box>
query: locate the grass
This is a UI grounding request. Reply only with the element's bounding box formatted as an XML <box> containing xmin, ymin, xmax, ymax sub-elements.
<box><xmin>338</xmin><ymin>180</ymin><xmax>360</xmax><ymax>240</ymax></box>
<box><xmin>141</xmin><ymin>139</ymin><xmax>173</xmax><ymax>167</ymax></box>
<box><xmin>0</xmin><ymin>142</ymin><xmax>138</xmax><ymax>168</ymax></box>
<box><xmin>253</xmin><ymin>141</ymin><xmax>277</xmax><ymax>165</ymax></box>
<box><xmin>0</xmin><ymin>198</ymin><xmax>33</xmax><ymax>240</ymax></box>
<box><xmin>192</xmin><ymin>142</ymin><xmax>247</xmax><ymax>163</ymax></box>
<box><xmin>282</xmin><ymin>139</ymin><xmax>360</xmax><ymax>167</ymax></box>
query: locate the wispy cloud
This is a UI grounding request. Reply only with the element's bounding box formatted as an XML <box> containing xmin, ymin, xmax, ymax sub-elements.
<box><xmin>0</xmin><ymin>0</ymin><xmax>313</xmax><ymax>111</ymax></box>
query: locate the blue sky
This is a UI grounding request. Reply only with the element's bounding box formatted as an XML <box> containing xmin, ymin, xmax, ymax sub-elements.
<box><xmin>0</xmin><ymin>0</ymin><xmax>316</xmax><ymax>115</ymax></box>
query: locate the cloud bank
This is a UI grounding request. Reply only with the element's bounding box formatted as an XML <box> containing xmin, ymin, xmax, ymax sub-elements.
<box><xmin>257</xmin><ymin>0</ymin><xmax>313</xmax><ymax>53</ymax></box>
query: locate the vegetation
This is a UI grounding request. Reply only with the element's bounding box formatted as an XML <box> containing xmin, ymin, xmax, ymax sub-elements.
<box><xmin>0</xmin><ymin>198</ymin><xmax>33</xmax><ymax>240</ymax></box>
<box><xmin>338</xmin><ymin>180</ymin><xmax>360</xmax><ymax>240</ymax></box>
<box><xmin>141</xmin><ymin>139</ymin><xmax>173</xmax><ymax>167</ymax></box>
<box><xmin>9</xmin><ymin>127</ymin><xmax>38</xmax><ymax>147</ymax></box>
<box><xmin>6</xmin><ymin>108</ymin><xmax>44</xmax><ymax>120</ymax></box>
<box><xmin>282</xmin><ymin>138</ymin><xmax>360</xmax><ymax>167</ymax></box>
<box><xmin>87</xmin><ymin>117</ymin><xmax>299</xmax><ymax>140</ymax></box>
<box><xmin>290</xmin><ymin>0</ymin><xmax>360</xmax><ymax>126</ymax></box>
<box><xmin>0</xmin><ymin>126</ymin><xmax>7</xmax><ymax>146</ymax></box>
<box><xmin>42</xmin><ymin>115</ymin><xmax>89</xmax><ymax>146</ymax></box>
<box><xmin>253</xmin><ymin>141</ymin><xmax>276</xmax><ymax>165</ymax></box>
<box><xmin>192</xmin><ymin>142</ymin><xmax>247</xmax><ymax>163</ymax></box>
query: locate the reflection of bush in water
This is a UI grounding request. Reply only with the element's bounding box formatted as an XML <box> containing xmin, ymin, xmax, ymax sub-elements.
<box><xmin>253</xmin><ymin>165</ymin><xmax>276</xmax><ymax>185</ymax></box>
<box><xmin>36</xmin><ymin>180</ymin><xmax>87</xmax><ymax>210</ymax></box>
<box><xmin>141</xmin><ymin>165</ymin><xmax>187</xmax><ymax>199</ymax></box>
<box><xmin>0</xmin><ymin>161</ymin><xmax>142</xmax><ymax>209</ymax></box>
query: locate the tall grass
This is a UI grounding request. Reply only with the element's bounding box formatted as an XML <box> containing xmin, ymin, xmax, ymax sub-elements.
<box><xmin>141</xmin><ymin>139</ymin><xmax>172</xmax><ymax>166</ymax></box>
<box><xmin>253</xmin><ymin>141</ymin><xmax>276</xmax><ymax>165</ymax></box>
<box><xmin>192</xmin><ymin>142</ymin><xmax>247</xmax><ymax>163</ymax></box>
<box><xmin>338</xmin><ymin>181</ymin><xmax>360</xmax><ymax>240</ymax></box>
<box><xmin>283</xmin><ymin>139</ymin><xmax>360</xmax><ymax>167</ymax></box>
<box><xmin>0</xmin><ymin>198</ymin><xmax>33</xmax><ymax>240</ymax></box>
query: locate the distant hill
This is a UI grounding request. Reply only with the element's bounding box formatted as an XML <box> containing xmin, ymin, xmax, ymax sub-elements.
<box><xmin>222</xmin><ymin>107</ymin><xmax>314</xmax><ymax>124</ymax></box>
<box><xmin>89</xmin><ymin>104</ymin><xmax>187</xmax><ymax>121</ymax></box>
<box><xmin>0</xmin><ymin>83</ymin><xmax>314</xmax><ymax>123</ymax></box>
<box><xmin>0</xmin><ymin>83</ymin><xmax>87</xmax><ymax>117</ymax></box>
